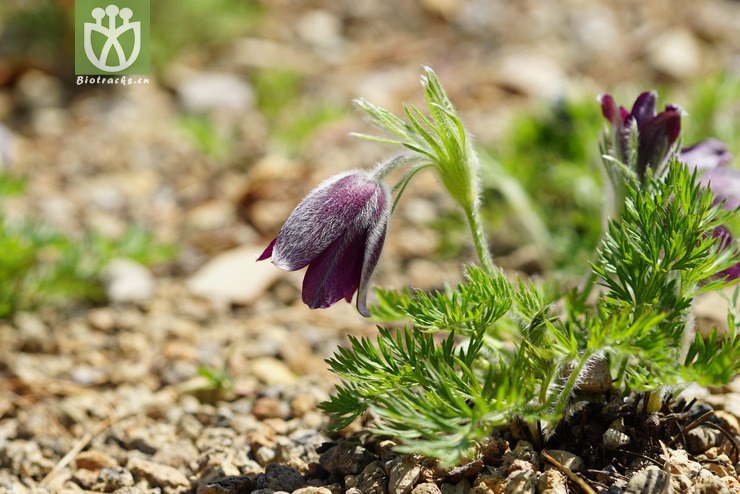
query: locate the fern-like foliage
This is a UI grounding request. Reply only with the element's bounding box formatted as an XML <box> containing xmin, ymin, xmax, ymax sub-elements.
<box><xmin>593</xmin><ymin>163</ymin><xmax>738</xmax><ymax>390</ymax></box>
<box><xmin>321</xmin><ymin>159</ymin><xmax>739</xmax><ymax>465</ymax></box>
<box><xmin>321</xmin><ymin>268</ymin><xmax>548</xmax><ymax>463</ymax></box>
<box><xmin>371</xmin><ymin>266</ymin><xmax>512</xmax><ymax>334</ymax></box>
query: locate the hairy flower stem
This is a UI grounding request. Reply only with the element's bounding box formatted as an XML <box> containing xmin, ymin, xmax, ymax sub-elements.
<box><xmin>554</xmin><ymin>351</ymin><xmax>593</xmax><ymax>417</ymax></box>
<box><xmin>464</xmin><ymin>204</ymin><xmax>496</xmax><ymax>276</ymax></box>
<box><xmin>371</xmin><ymin>152</ymin><xmax>417</xmax><ymax>180</ymax></box>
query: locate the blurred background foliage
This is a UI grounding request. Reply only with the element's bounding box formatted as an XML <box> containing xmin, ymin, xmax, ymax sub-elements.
<box><xmin>0</xmin><ymin>0</ymin><xmax>738</xmax><ymax>316</ymax></box>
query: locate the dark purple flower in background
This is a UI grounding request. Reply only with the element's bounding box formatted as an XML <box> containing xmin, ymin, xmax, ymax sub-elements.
<box><xmin>680</xmin><ymin>138</ymin><xmax>732</xmax><ymax>172</ymax></box>
<box><xmin>599</xmin><ymin>91</ymin><xmax>682</xmax><ymax>180</ymax></box>
<box><xmin>258</xmin><ymin>171</ymin><xmax>390</xmax><ymax>316</ymax></box>
<box><xmin>700</xmin><ymin>167</ymin><xmax>740</xmax><ymax>212</ymax></box>
<box><xmin>679</xmin><ymin>138</ymin><xmax>739</xmax><ymax>211</ymax></box>
<box><xmin>711</xmin><ymin>226</ymin><xmax>740</xmax><ymax>281</ymax></box>
<box><xmin>679</xmin><ymin>138</ymin><xmax>739</xmax><ymax>280</ymax></box>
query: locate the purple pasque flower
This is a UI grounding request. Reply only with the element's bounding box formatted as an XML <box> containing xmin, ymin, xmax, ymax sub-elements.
<box><xmin>599</xmin><ymin>91</ymin><xmax>682</xmax><ymax>180</ymax></box>
<box><xmin>710</xmin><ymin>226</ymin><xmax>740</xmax><ymax>281</ymax></box>
<box><xmin>679</xmin><ymin>138</ymin><xmax>739</xmax><ymax>211</ymax></box>
<box><xmin>679</xmin><ymin>138</ymin><xmax>739</xmax><ymax>280</ymax></box>
<box><xmin>680</xmin><ymin>138</ymin><xmax>732</xmax><ymax>172</ymax></box>
<box><xmin>258</xmin><ymin>170</ymin><xmax>390</xmax><ymax>316</ymax></box>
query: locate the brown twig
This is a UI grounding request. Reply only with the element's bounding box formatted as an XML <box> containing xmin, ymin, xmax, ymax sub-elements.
<box><xmin>702</xmin><ymin>422</ymin><xmax>740</xmax><ymax>464</ymax></box>
<box><xmin>603</xmin><ymin>445</ymin><xmax>664</xmax><ymax>468</ymax></box>
<box><xmin>678</xmin><ymin>410</ymin><xmax>713</xmax><ymax>435</ymax></box>
<box><xmin>658</xmin><ymin>441</ymin><xmax>672</xmax><ymax>494</ymax></box>
<box><xmin>39</xmin><ymin>414</ymin><xmax>126</xmax><ymax>488</ymax></box>
<box><xmin>541</xmin><ymin>449</ymin><xmax>597</xmax><ymax>494</ymax></box>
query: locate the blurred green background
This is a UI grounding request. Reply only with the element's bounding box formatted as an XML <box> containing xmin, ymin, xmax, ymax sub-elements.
<box><xmin>0</xmin><ymin>0</ymin><xmax>738</xmax><ymax>315</ymax></box>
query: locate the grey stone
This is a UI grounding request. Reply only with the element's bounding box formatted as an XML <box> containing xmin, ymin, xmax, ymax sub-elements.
<box><xmin>0</xmin><ymin>122</ymin><xmax>15</xmax><ymax>169</ymax></box>
<box><xmin>542</xmin><ymin>450</ymin><xmax>584</xmax><ymax>472</ymax></box>
<box><xmin>537</xmin><ymin>470</ymin><xmax>567</xmax><ymax>494</ymax></box>
<box><xmin>178</xmin><ymin>72</ymin><xmax>254</xmax><ymax>113</ymax></box>
<box><xmin>264</xmin><ymin>463</ymin><xmax>304</xmax><ymax>492</ymax></box>
<box><xmin>94</xmin><ymin>467</ymin><xmax>136</xmax><ymax>491</ymax></box>
<box><xmin>196</xmin><ymin>475</ymin><xmax>262</xmax><ymax>494</ymax></box>
<box><xmin>127</xmin><ymin>456</ymin><xmax>190</xmax><ymax>491</ymax></box>
<box><xmin>575</xmin><ymin>357</ymin><xmax>611</xmax><ymax>393</ymax></box>
<box><xmin>293</xmin><ymin>488</ymin><xmax>334</xmax><ymax>494</ymax></box>
<box><xmin>319</xmin><ymin>440</ymin><xmax>377</xmax><ymax>476</ymax></box>
<box><xmin>440</xmin><ymin>479</ymin><xmax>470</xmax><ymax>494</ymax></box>
<box><xmin>686</xmin><ymin>426</ymin><xmax>722</xmax><ymax>453</ymax></box>
<box><xmin>624</xmin><ymin>466</ymin><xmax>669</xmax><ymax>494</ymax></box>
<box><xmin>412</xmin><ymin>482</ymin><xmax>443</xmax><ymax>494</ymax></box>
<box><xmin>389</xmin><ymin>456</ymin><xmax>423</xmax><ymax>494</ymax></box>
<box><xmin>505</xmin><ymin>470</ymin><xmax>535</xmax><ymax>494</ymax></box>
<box><xmin>103</xmin><ymin>258</ymin><xmax>156</xmax><ymax>302</ymax></box>
<box><xmin>187</xmin><ymin>246</ymin><xmax>283</xmax><ymax>306</ymax></box>
<box><xmin>357</xmin><ymin>461</ymin><xmax>388</xmax><ymax>494</ymax></box>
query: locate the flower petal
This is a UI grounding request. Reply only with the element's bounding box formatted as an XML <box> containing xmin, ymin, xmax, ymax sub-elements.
<box><xmin>271</xmin><ymin>172</ymin><xmax>379</xmax><ymax>271</ymax></box>
<box><xmin>301</xmin><ymin>230</ymin><xmax>365</xmax><ymax>310</ymax></box>
<box><xmin>636</xmin><ymin>109</ymin><xmax>681</xmax><ymax>178</ymax></box>
<box><xmin>599</xmin><ymin>94</ymin><xmax>619</xmax><ymax>124</ymax></box>
<box><xmin>257</xmin><ymin>238</ymin><xmax>276</xmax><ymax>261</ymax></box>
<box><xmin>700</xmin><ymin>167</ymin><xmax>740</xmax><ymax>210</ymax></box>
<box><xmin>680</xmin><ymin>139</ymin><xmax>732</xmax><ymax>172</ymax></box>
<box><xmin>711</xmin><ymin>226</ymin><xmax>740</xmax><ymax>281</ymax></box>
<box><xmin>630</xmin><ymin>91</ymin><xmax>657</xmax><ymax>131</ymax></box>
<box><xmin>356</xmin><ymin>187</ymin><xmax>390</xmax><ymax>317</ymax></box>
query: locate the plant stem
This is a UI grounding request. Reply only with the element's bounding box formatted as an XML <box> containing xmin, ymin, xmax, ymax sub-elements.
<box><xmin>554</xmin><ymin>351</ymin><xmax>593</xmax><ymax>417</ymax></box>
<box><xmin>575</xmin><ymin>269</ymin><xmax>598</xmax><ymax>309</ymax></box>
<box><xmin>481</xmin><ymin>155</ymin><xmax>551</xmax><ymax>248</ymax></box>
<box><xmin>372</xmin><ymin>152</ymin><xmax>417</xmax><ymax>180</ymax></box>
<box><xmin>464</xmin><ymin>204</ymin><xmax>496</xmax><ymax>275</ymax></box>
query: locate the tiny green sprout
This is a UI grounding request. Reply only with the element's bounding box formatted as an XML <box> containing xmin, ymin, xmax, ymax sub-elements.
<box><xmin>192</xmin><ymin>365</ymin><xmax>234</xmax><ymax>404</ymax></box>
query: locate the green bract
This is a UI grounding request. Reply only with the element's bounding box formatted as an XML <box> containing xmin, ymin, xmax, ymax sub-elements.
<box><xmin>353</xmin><ymin>67</ymin><xmax>495</xmax><ymax>274</ymax></box>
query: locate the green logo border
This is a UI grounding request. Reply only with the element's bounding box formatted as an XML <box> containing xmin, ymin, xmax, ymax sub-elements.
<box><xmin>75</xmin><ymin>0</ymin><xmax>150</xmax><ymax>76</ymax></box>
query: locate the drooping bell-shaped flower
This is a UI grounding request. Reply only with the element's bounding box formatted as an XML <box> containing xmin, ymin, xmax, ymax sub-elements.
<box><xmin>599</xmin><ymin>91</ymin><xmax>682</xmax><ymax>180</ymax></box>
<box><xmin>258</xmin><ymin>171</ymin><xmax>390</xmax><ymax>316</ymax></box>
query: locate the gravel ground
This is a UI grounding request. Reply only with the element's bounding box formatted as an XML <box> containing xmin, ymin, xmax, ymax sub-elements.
<box><xmin>1</xmin><ymin>1</ymin><xmax>740</xmax><ymax>493</ymax></box>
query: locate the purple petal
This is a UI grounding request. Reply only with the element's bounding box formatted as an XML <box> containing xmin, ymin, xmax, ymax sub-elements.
<box><xmin>636</xmin><ymin>109</ymin><xmax>681</xmax><ymax>177</ymax></box>
<box><xmin>700</xmin><ymin>167</ymin><xmax>740</xmax><ymax>210</ymax></box>
<box><xmin>630</xmin><ymin>91</ymin><xmax>657</xmax><ymax>131</ymax></box>
<box><xmin>680</xmin><ymin>139</ymin><xmax>732</xmax><ymax>172</ymax></box>
<box><xmin>257</xmin><ymin>238</ymin><xmax>277</xmax><ymax>262</ymax></box>
<box><xmin>301</xmin><ymin>230</ymin><xmax>366</xmax><ymax>310</ymax></box>
<box><xmin>356</xmin><ymin>226</ymin><xmax>387</xmax><ymax>317</ymax></box>
<box><xmin>712</xmin><ymin>225</ymin><xmax>734</xmax><ymax>250</ymax></box>
<box><xmin>271</xmin><ymin>172</ymin><xmax>379</xmax><ymax>271</ymax></box>
<box><xmin>599</xmin><ymin>94</ymin><xmax>619</xmax><ymax>124</ymax></box>
<box><xmin>721</xmin><ymin>264</ymin><xmax>740</xmax><ymax>280</ymax></box>
<box><xmin>598</xmin><ymin>94</ymin><xmax>630</xmax><ymax>127</ymax></box>
<box><xmin>711</xmin><ymin>226</ymin><xmax>740</xmax><ymax>281</ymax></box>
<box><xmin>356</xmin><ymin>187</ymin><xmax>390</xmax><ymax>317</ymax></box>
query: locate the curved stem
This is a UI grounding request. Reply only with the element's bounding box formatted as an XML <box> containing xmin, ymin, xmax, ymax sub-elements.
<box><xmin>391</xmin><ymin>163</ymin><xmax>435</xmax><ymax>213</ymax></box>
<box><xmin>464</xmin><ymin>204</ymin><xmax>496</xmax><ymax>275</ymax></box>
<box><xmin>371</xmin><ymin>152</ymin><xmax>417</xmax><ymax>180</ymax></box>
